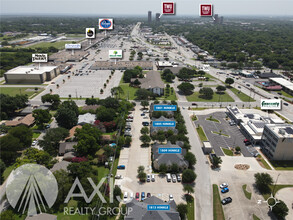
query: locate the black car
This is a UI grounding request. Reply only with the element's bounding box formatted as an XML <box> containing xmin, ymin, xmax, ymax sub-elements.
<box><xmin>245</xmin><ymin>141</ymin><xmax>251</xmax><ymax>146</ymax></box>
<box><xmin>221</xmin><ymin>197</ymin><xmax>232</xmax><ymax>205</ymax></box>
<box><xmin>284</xmin><ymin>103</ymin><xmax>289</xmax><ymax>106</ymax></box>
<box><xmin>142</xmin><ymin>122</ymin><xmax>149</xmax><ymax>126</ymax></box>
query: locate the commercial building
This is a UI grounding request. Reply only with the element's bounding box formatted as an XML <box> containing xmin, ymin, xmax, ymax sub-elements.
<box><xmin>156</xmin><ymin>61</ymin><xmax>179</xmax><ymax>70</ymax></box>
<box><xmin>148</xmin><ymin>11</ymin><xmax>152</xmax><ymax>23</ymax></box>
<box><xmin>156</xmin><ymin>13</ymin><xmax>160</xmax><ymax>22</ymax></box>
<box><xmin>91</xmin><ymin>61</ymin><xmax>153</xmax><ymax>70</ymax></box>
<box><xmin>226</xmin><ymin>106</ymin><xmax>284</xmax><ymax>144</ymax></box>
<box><xmin>125</xmin><ymin>196</ymin><xmax>180</xmax><ymax>220</ymax></box>
<box><xmin>269</xmin><ymin>77</ymin><xmax>293</xmax><ymax>96</ymax></box>
<box><xmin>150</xmin><ymin>116</ymin><xmax>178</xmax><ymax>135</ymax></box>
<box><xmin>4</xmin><ymin>65</ymin><xmax>59</xmax><ymax>84</ymax></box>
<box><xmin>261</xmin><ymin>124</ymin><xmax>293</xmax><ymax>160</ymax></box>
<box><xmin>138</xmin><ymin>70</ymin><xmax>165</xmax><ymax>96</ymax></box>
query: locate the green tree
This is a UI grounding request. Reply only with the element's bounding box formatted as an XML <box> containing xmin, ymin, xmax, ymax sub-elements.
<box><xmin>159</xmin><ymin>163</ymin><xmax>168</xmax><ymax>174</ymax></box>
<box><xmin>177</xmin><ymin>203</ymin><xmax>188</xmax><ymax>220</ymax></box>
<box><xmin>184</xmin><ymin>152</ymin><xmax>197</xmax><ymax>168</ymax></box>
<box><xmin>137</xmin><ymin>165</ymin><xmax>145</xmax><ymax>173</ymax></box>
<box><xmin>135</xmin><ymin>89</ymin><xmax>152</xmax><ymax>100</ymax></box>
<box><xmin>272</xmin><ymin>200</ymin><xmax>288</xmax><ymax>219</ymax></box>
<box><xmin>125</xmin><ymin>136</ymin><xmax>132</xmax><ymax>145</ymax></box>
<box><xmin>182</xmin><ymin>169</ymin><xmax>197</xmax><ymax>183</ymax></box>
<box><xmin>157</xmin><ymin>134</ymin><xmax>166</xmax><ymax>143</ymax></box>
<box><xmin>138</xmin><ymin>171</ymin><xmax>147</xmax><ymax>182</ymax></box>
<box><xmin>8</xmin><ymin>125</ymin><xmax>32</xmax><ymax>149</ymax></box>
<box><xmin>0</xmin><ymin>135</ymin><xmax>21</xmax><ymax>165</ymax></box>
<box><xmin>33</xmin><ymin>109</ymin><xmax>51</xmax><ymax>128</ymax></box>
<box><xmin>0</xmin><ymin>210</ymin><xmax>15</xmax><ymax>220</ymax></box>
<box><xmin>254</xmin><ymin>173</ymin><xmax>273</xmax><ymax>194</ymax></box>
<box><xmin>140</xmin><ymin>127</ymin><xmax>149</xmax><ymax>135</ymax></box>
<box><xmin>140</xmin><ymin>100</ymin><xmax>149</xmax><ymax>109</ymax></box>
<box><xmin>118</xmin><ymin>136</ymin><xmax>125</xmax><ymax>147</ymax></box>
<box><xmin>85</xmin><ymin>98</ymin><xmax>99</xmax><ymax>105</ymax></box>
<box><xmin>212</xmin><ymin>156</ymin><xmax>222</xmax><ymax>168</ymax></box>
<box><xmin>225</xmin><ymin>78</ymin><xmax>234</xmax><ymax>87</ymax></box>
<box><xmin>199</xmin><ymin>87</ymin><xmax>214</xmax><ymax>99</ymax></box>
<box><xmin>183</xmin><ymin>184</ymin><xmax>194</xmax><ymax>194</ymax></box>
<box><xmin>55</xmin><ymin>107</ymin><xmax>78</xmax><ymax>129</ymax></box>
<box><xmin>0</xmin><ymin>159</ymin><xmax>6</xmax><ymax>183</ymax></box>
<box><xmin>177</xmin><ymin>82</ymin><xmax>195</xmax><ymax>95</ymax></box>
<box><xmin>171</xmin><ymin>163</ymin><xmax>179</xmax><ymax>173</ymax></box>
<box><xmin>216</xmin><ymin>85</ymin><xmax>226</xmax><ymax>93</ymax></box>
<box><xmin>39</xmin><ymin>127</ymin><xmax>69</xmax><ymax>156</ymax></box>
<box><xmin>96</xmin><ymin>106</ymin><xmax>116</xmax><ymax>122</ymax></box>
<box><xmin>140</xmin><ymin>134</ymin><xmax>151</xmax><ymax>146</ymax></box>
<box><xmin>41</xmin><ymin>94</ymin><xmax>60</xmax><ymax>110</ymax></box>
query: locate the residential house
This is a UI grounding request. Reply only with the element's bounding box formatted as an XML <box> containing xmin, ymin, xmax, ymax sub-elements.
<box><xmin>5</xmin><ymin>114</ymin><xmax>35</xmax><ymax>127</ymax></box>
<box><xmin>125</xmin><ymin>196</ymin><xmax>180</xmax><ymax>220</ymax></box>
<box><xmin>58</xmin><ymin>142</ymin><xmax>77</xmax><ymax>159</ymax></box>
<box><xmin>77</xmin><ymin>113</ymin><xmax>96</xmax><ymax>125</ymax></box>
<box><xmin>50</xmin><ymin>160</ymin><xmax>71</xmax><ymax>173</ymax></box>
<box><xmin>65</xmin><ymin>125</ymin><xmax>82</xmax><ymax>140</ymax></box>
<box><xmin>139</xmin><ymin>71</ymin><xmax>165</xmax><ymax>96</ymax></box>
<box><xmin>82</xmin><ymin>105</ymin><xmax>100</xmax><ymax>112</ymax></box>
<box><xmin>152</xmin><ymin>141</ymin><xmax>188</xmax><ymax>171</ymax></box>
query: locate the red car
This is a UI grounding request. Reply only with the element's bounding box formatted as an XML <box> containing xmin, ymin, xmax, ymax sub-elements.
<box><xmin>135</xmin><ymin>192</ymin><xmax>139</xmax><ymax>201</ymax></box>
<box><xmin>244</xmin><ymin>139</ymin><xmax>249</xmax><ymax>143</ymax></box>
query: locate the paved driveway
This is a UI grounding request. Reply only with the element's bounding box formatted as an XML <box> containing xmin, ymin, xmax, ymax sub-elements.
<box><xmin>195</xmin><ymin>112</ymin><xmax>253</xmax><ymax>157</ymax></box>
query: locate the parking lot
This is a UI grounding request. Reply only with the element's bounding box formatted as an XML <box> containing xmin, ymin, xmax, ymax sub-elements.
<box><xmin>116</xmin><ymin>103</ymin><xmax>186</xmax><ymax>204</ymax></box>
<box><xmin>195</xmin><ymin>112</ymin><xmax>255</xmax><ymax>157</ymax></box>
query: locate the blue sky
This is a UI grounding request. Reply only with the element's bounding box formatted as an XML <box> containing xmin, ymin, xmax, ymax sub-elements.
<box><xmin>1</xmin><ymin>0</ymin><xmax>293</xmax><ymax>16</ymax></box>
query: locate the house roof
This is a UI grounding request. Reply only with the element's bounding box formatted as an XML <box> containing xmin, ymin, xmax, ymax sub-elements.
<box><xmin>50</xmin><ymin>161</ymin><xmax>71</xmax><ymax>172</ymax></box>
<box><xmin>101</xmin><ymin>135</ymin><xmax>113</xmax><ymax>141</ymax></box>
<box><xmin>139</xmin><ymin>71</ymin><xmax>165</xmax><ymax>89</ymax></box>
<box><xmin>162</xmin><ymin>67</ymin><xmax>187</xmax><ymax>75</ymax></box>
<box><xmin>59</xmin><ymin>142</ymin><xmax>77</xmax><ymax>155</ymax></box>
<box><xmin>65</xmin><ymin>125</ymin><xmax>82</xmax><ymax>140</ymax></box>
<box><xmin>82</xmin><ymin>105</ymin><xmax>100</xmax><ymax>111</ymax></box>
<box><xmin>125</xmin><ymin>196</ymin><xmax>179</xmax><ymax>220</ymax></box>
<box><xmin>150</xmin><ymin>116</ymin><xmax>178</xmax><ymax>134</ymax></box>
<box><xmin>5</xmin><ymin>114</ymin><xmax>35</xmax><ymax>127</ymax></box>
<box><xmin>152</xmin><ymin>141</ymin><xmax>188</xmax><ymax>167</ymax></box>
<box><xmin>78</xmin><ymin>113</ymin><xmax>96</xmax><ymax>125</ymax></box>
<box><xmin>19</xmin><ymin>105</ymin><xmax>50</xmax><ymax>115</ymax></box>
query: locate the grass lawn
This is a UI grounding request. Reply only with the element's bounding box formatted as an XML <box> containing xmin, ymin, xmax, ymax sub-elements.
<box><xmin>274</xmin><ymin>112</ymin><xmax>293</xmax><ymax>124</ymax></box>
<box><xmin>186</xmin><ymin>91</ymin><xmax>234</xmax><ymax>102</ymax></box>
<box><xmin>187</xmin><ymin>199</ymin><xmax>195</xmax><ymax>220</ymax></box>
<box><xmin>0</xmin><ymin>87</ymin><xmax>44</xmax><ymax>97</ymax></box>
<box><xmin>256</xmin><ymin>155</ymin><xmax>272</xmax><ymax>170</ymax></box>
<box><xmin>3</xmin><ymin>165</ymin><xmax>14</xmax><ymax>181</ymax></box>
<box><xmin>191</xmin><ymin>115</ymin><xmax>197</xmax><ymax>121</ymax></box>
<box><xmin>280</xmin><ymin>90</ymin><xmax>293</xmax><ymax>98</ymax></box>
<box><xmin>212</xmin><ymin>131</ymin><xmax>229</xmax><ymax>137</ymax></box>
<box><xmin>112</xmin><ymin>158</ymin><xmax>119</xmax><ymax>176</ymax></box>
<box><xmin>262</xmin><ymin>184</ymin><xmax>293</xmax><ymax>200</ymax></box>
<box><xmin>190</xmin><ymin>107</ymin><xmax>209</xmax><ymax>110</ymax></box>
<box><xmin>196</xmin><ymin>125</ymin><xmax>208</xmax><ymax>142</ymax></box>
<box><xmin>26</xmin><ymin>41</ymin><xmax>71</xmax><ymax>50</ymax></box>
<box><xmin>230</xmin><ymin>88</ymin><xmax>256</xmax><ymax>102</ymax></box>
<box><xmin>158</xmin><ymin>89</ymin><xmax>177</xmax><ymax>101</ymax></box>
<box><xmin>32</xmin><ymin>132</ymin><xmax>41</xmax><ymax>139</ymax></box>
<box><xmin>253</xmin><ymin>214</ymin><xmax>261</xmax><ymax>220</ymax></box>
<box><xmin>242</xmin><ymin>184</ymin><xmax>252</xmax><ymax>200</ymax></box>
<box><xmin>222</xmin><ymin>147</ymin><xmax>233</xmax><ymax>156</ymax></box>
<box><xmin>270</xmin><ymin>160</ymin><xmax>293</xmax><ymax>170</ymax></box>
<box><xmin>119</xmin><ymin>83</ymin><xmax>138</xmax><ymax>100</ymax></box>
<box><xmin>94</xmin><ymin>166</ymin><xmax>110</xmax><ymax>182</ymax></box>
<box><xmin>213</xmin><ymin>184</ymin><xmax>225</xmax><ymax>220</ymax></box>
<box><xmin>206</xmin><ymin>117</ymin><xmax>220</xmax><ymax>123</ymax></box>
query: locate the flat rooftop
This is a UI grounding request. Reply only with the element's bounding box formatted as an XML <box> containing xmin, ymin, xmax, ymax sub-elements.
<box><xmin>270</xmin><ymin>77</ymin><xmax>293</xmax><ymax>91</ymax></box>
<box><xmin>5</xmin><ymin>65</ymin><xmax>57</xmax><ymax>75</ymax></box>
<box><xmin>266</xmin><ymin>124</ymin><xmax>293</xmax><ymax>138</ymax></box>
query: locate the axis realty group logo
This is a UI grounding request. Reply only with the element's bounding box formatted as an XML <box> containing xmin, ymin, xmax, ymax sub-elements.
<box><xmin>5</xmin><ymin>164</ymin><xmax>132</xmax><ymax>217</ymax></box>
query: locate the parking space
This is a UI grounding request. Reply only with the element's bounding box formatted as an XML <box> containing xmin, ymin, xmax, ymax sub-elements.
<box><xmin>195</xmin><ymin>112</ymin><xmax>253</xmax><ymax>157</ymax></box>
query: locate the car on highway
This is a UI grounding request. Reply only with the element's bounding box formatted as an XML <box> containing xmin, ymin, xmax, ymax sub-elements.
<box><xmin>135</xmin><ymin>193</ymin><xmax>139</xmax><ymax>201</ymax></box>
<box><xmin>274</xmin><ymin>96</ymin><xmax>279</xmax><ymax>99</ymax></box>
<box><xmin>141</xmin><ymin>192</ymin><xmax>145</xmax><ymax>201</ymax></box>
<box><xmin>221</xmin><ymin>197</ymin><xmax>232</xmax><ymax>205</ymax></box>
<box><xmin>221</xmin><ymin>187</ymin><xmax>229</xmax><ymax>193</ymax></box>
<box><xmin>169</xmin><ymin>194</ymin><xmax>174</xmax><ymax>201</ymax></box>
<box><xmin>284</xmin><ymin>103</ymin><xmax>289</xmax><ymax>106</ymax></box>
<box><xmin>220</xmin><ymin>183</ymin><xmax>228</xmax><ymax>189</ymax></box>
<box><xmin>172</xmin><ymin>174</ymin><xmax>177</xmax><ymax>183</ymax></box>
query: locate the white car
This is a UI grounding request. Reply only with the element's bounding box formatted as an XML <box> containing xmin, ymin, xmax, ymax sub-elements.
<box><xmin>123</xmin><ymin>192</ymin><xmax>128</xmax><ymax>202</ymax></box>
<box><xmin>32</xmin><ymin>140</ymin><xmax>38</xmax><ymax>146</ymax></box>
<box><xmin>169</xmin><ymin>194</ymin><xmax>174</xmax><ymax>201</ymax></box>
<box><xmin>147</xmin><ymin>174</ymin><xmax>151</xmax><ymax>182</ymax></box>
<box><xmin>151</xmin><ymin>174</ymin><xmax>155</xmax><ymax>182</ymax></box>
<box><xmin>220</xmin><ymin>183</ymin><xmax>228</xmax><ymax>189</ymax></box>
<box><xmin>130</xmin><ymin>192</ymin><xmax>134</xmax><ymax>200</ymax></box>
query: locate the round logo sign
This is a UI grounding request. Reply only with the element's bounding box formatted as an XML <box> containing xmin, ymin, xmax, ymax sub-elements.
<box><xmin>87</xmin><ymin>29</ymin><xmax>94</xmax><ymax>37</ymax></box>
<box><xmin>100</xmin><ymin>19</ymin><xmax>112</xmax><ymax>29</ymax></box>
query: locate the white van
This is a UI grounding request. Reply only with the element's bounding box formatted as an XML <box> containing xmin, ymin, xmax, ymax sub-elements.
<box><xmin>166</xmin><ymin>173</ymin><xmax>171</xmax><ymax>182</ymax></box>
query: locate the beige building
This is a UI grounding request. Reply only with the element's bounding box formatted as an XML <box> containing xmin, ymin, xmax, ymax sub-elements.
<box><xmin>261</xmin><ymin>124</ymin><xmax>293</xmax><ymax>160</ymax></box>
<box><xmin>4</xmin><ymin>65</ymin><xmax>59</xmax><ymax>84</ymax></box>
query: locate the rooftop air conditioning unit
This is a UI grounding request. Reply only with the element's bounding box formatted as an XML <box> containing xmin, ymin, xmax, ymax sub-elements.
<box><xmin>279</xmin><ymin>129</ymin><xmax>286</xmax><ymax>135</ymax></box>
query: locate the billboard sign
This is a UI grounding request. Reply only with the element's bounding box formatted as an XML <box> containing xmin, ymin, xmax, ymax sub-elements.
<box><xmin>32</xmin><ymin>54</ymin><xmax>48</xmax><ymax>63</ymax></box>
<box><xmin>261</xmin><ymin>99</ymin><xmax>282</xmax><ymax>110</ymax></box>
<box><xmin>65</xmin><ymin>44</ymin><xmax>81</xmax><ymax>49</ymax></box>
<box><xmin>86</xmin><ymin>28</ymin><xmax>95</xmax><ymax>39</ymax></box>
<box><xmin>109</xmin><ymin>50</ymin><xmax>123</xmax><ymax>59</ymax></box>
<box><xmin>200</xmin><ymin>4</ymin><xmax>213</xmax><ymax>16</ymax></box>
<box><xmin>99</xmin><ymin>19</ymin><xmax>113</xmax><ymax>30</ymax></box>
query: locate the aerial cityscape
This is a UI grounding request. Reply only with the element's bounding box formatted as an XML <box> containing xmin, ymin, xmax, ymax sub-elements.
<box><xmin>0</xmin><ymin>1</ymin><xmax>293</xmax><ymax>220</ymax></box>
